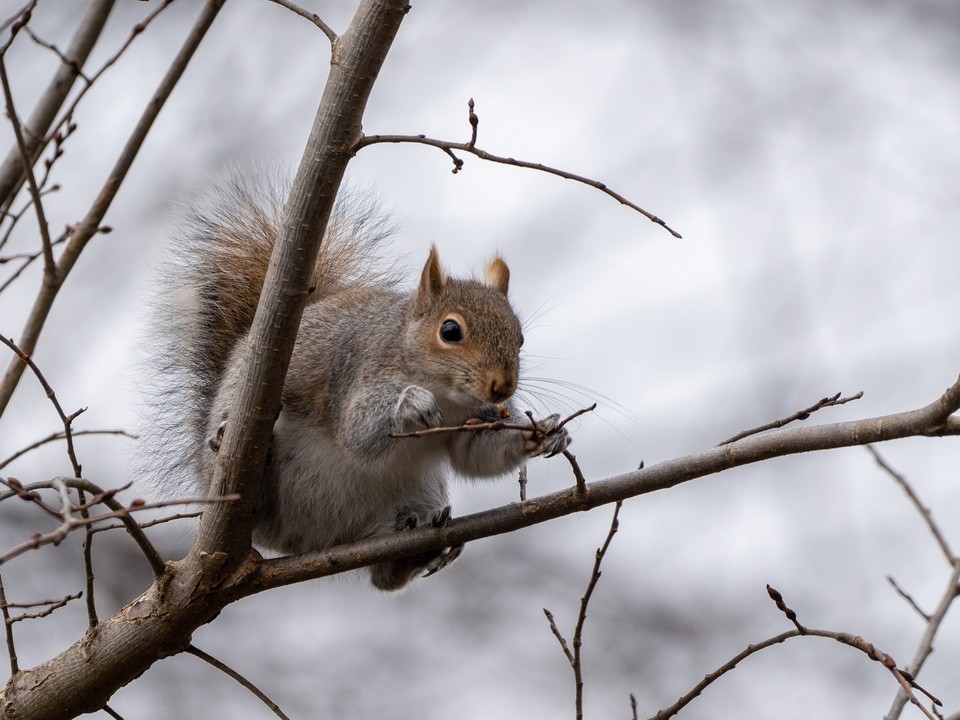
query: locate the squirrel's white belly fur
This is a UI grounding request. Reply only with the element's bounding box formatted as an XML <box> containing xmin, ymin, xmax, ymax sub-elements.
<box><xmin>255</xmin><ymin>411</ymin><xmax>450</xmax><ymax>554</ymax></box>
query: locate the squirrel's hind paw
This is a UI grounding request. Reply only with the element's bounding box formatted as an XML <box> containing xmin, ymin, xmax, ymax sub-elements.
<box><xmin>371</xmin><ymin>505</ymin><xmax>463</xmax><ymax>591</ymax></box>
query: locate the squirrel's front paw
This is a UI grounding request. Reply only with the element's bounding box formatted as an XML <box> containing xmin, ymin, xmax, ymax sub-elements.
<box><xmin>522</xmin><ymin>413</ymin><xmax>571</xmax><ymax>458</ymax></box>
<box><xmin>393</xmin><ymin>385</ymin><xmax>442</xmax><ymax>432</ymax></box>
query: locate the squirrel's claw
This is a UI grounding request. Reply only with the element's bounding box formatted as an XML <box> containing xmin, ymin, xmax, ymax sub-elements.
<box><xmin>422</xmin><ymin>542</ymin><xmax>464</xmax><ymax>578</ymax></box>
<box><xmin>521</xmin><ymin>413</ymin><xmax>571</xmax><ymax>458</ymax></box>
<box><xmin>384</xmin><ymin>505</ymin><xmax>463</xmax><ymax>584</ymax></box>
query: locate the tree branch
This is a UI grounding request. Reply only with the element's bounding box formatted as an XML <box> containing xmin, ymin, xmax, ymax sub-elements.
<box><xmin>264</xmin><ymin>0</ymin><xmax>337</xmax><ymax>43</ymax></box>
<box><xmin>192</xmin><ymin>0</ymin><xmax>410</xmax><ymax>569</ymax></box>
<box><xmin>186</xmin><ymin>645</ymin><xmax>290</xmax><ymax>720</ymax></box>
<box><xmin>718</xmin><ymin>391</ymin><xmax>863</xmax><ymax>445</ymax></box>
<box><xmin>255</xmin><ymin>374</ymin><xmax>960</xmax><ymax>590</ymax></box>
<box><xmin>867</xmin><ymin>445</ymin><xmax>955</xmax><ymax>565</ymax></box>
<box><xmin>355</xmin><ymin>99</ymin><xmax>682</xmax><ymax>238</ymax></box>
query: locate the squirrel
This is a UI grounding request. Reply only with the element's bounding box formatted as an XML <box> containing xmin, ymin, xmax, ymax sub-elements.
<box><xmin>148</xmin><ymin>177</ymin><xmax>570</xmax><ymax>591</ymax></box>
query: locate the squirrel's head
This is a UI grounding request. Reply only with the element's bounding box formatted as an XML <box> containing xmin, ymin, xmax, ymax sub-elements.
<box><xmin>408</xmin><ymin>246</ymin><xmax>523</xmax><ymax>407</ymax></box>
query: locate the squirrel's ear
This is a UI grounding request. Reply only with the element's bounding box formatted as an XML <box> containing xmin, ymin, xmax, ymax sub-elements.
<box><xmin>417</xmin><ymin>245</ymin><xmax>446</xmax><ymax>308</ymax></box>
<box><xmin>484</xmin><ymin>255</ymin><xmax>510</xmax><ymax>295</ymax></box>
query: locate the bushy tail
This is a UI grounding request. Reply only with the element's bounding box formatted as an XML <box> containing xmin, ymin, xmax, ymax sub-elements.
<box><xmin>140</xmin><ymin>174</ymin><xmax>396</xmax><ymax>494</ymax></box>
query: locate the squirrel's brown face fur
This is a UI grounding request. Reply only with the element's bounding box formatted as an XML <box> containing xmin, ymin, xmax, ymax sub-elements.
<box><xmin>409</xmin><ymin>247</ymin><xmax>523</xmax><ymax>406</ymax></box>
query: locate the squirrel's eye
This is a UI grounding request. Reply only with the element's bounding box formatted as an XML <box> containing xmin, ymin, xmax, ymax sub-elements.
<box><xmin>519</xmin><ymin>333</ymin><xmax>525</xmax><ymax>347</ymax></box>
<box><xmin>439</xmin><ymin>319</ymin><xmax>463</xmax><ymax>343</ymax></box>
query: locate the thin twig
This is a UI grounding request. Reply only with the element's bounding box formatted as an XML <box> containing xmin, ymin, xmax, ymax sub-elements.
<box><xmin>562</xmin><ymin>449</ymin><xmax>587</xmax><ymax>496</ymax></box>
<box><xmin>886</xmin><ymin>575</ymin><xmax>931</xmax><ymax>622</ymax></box>
<box><xmin>766</xmin><ymin>585</ymin><xmax>940</xmax><ymax>720</ymax></box>
<box><xmin>0</xmin><ymin>488</ymin><xmax>238</xmax><ymax>566</ymax></box>
<box><xmin>542</xmin><ymin>609</ymin><xmax>573</xmax><ymax>664</ymax></box>
<box><xmin>0</xmin><ymin>56</ymin><xmax>55</xmax><ymax>278</ymax></box>
<box><xmin>264</xmin><ymin>0</ymin><xmax>337</xmax><ymax>43</ymax></box>
<box><xmin>187</xmin><ymin>645</ymin><xmax>291</xmax><ymax>720</ymax></box>
<box><xmin>0</xmin><ymin>428</ymin><xmax>135</xmax><ymax>471</ymax></box>
<box><xmin>0</xmin><ymin>477</ymin><xmax>166</xmax><ymax>574</ymax></box>
<box><xmin>356</xmin><ymin>100</ymin><xmax>681</xmax><ymax>238</ymax></box>
<box><xmin>884</xmin><ymin>559</ymin><xmax>960</xmax><ymax>720</ymax></box>
<box><xmin>5</xmin><ymin>591</ymin><xmax>81</xmax><ymax>624</ymax></box>
<box><xmin>718</xmin><ymin>391</ymin><xmax>864</xmax><ymax>446</ymax></box>
<box><xmin>648</xmin><ymin>629</ymin><xmax>802</xmax><ymax>719</ymax></box>
<box><xmin>89</xmin><ymin>511</ymin><xmax>203</xmax><ymax>535</ymax></box>
<box><xmin>101</xmin><ymin>704</ymin><xmax>124</xmax><ymax>720</ymax></box>
<box><xmin>544</xmin><ymin>501</ymin><xmax>622</xmax><ymax>720</ymax></box>
<box><xmin>648</xmin><ymin>584</ymin><xmax>946</xmax><ymax>720</ymax></box>
<box><xmin>867</xmin><ymin>445</ymin><xmax>955</xmax><ymax>565</ymax></box>
<box><xmin>0</xmin><ymin>1</ymin><xmax>37</xmax><ymax>54</ymax></box>
<box><xmin>390</xmin><ymin>403</ymin><xmax>596</xmax><ymax>438</ymax></box>
<box><xmin>0</xmin><ymin>571</ymin><xmax>17</xmax><ymax>674</ymax></box>
<box><xmin>0</xmin><ymin>335</ymin><xmax>83</xmax><ymax>473</ymax></box>
<box><xmin>79</xmin><ymin>488</ymin><xmax>98</xmax><ymax>627</ymax></box>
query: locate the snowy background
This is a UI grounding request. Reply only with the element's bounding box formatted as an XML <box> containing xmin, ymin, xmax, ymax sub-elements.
<box><xmin>1</xmin><ymin>1</ymin><xmax>958</xmax><ymax>718</ymax></box>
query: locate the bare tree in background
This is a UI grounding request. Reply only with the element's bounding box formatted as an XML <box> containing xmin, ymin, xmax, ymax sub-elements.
<box><xmin>0</xmin><ymin>2</ymin><xmax>957</xmax><ymax>719</ymax></box>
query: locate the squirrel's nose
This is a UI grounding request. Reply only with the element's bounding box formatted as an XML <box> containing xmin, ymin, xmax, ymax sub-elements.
<box><xmin>487</xmin><ymin>375</ymin><xmax>515</xmax><ymax>403</ymax></box>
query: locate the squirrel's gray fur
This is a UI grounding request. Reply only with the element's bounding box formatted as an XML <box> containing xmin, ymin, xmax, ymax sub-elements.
<box><xmin>143</xmin><ymin>174</ymin><xmax>570</xmax><ymax>590</ymax></box>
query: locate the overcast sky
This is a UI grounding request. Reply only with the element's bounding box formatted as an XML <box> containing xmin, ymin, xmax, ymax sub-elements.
<box><xmin>1</xmin><ymin>1</ymin><xmax>959</xmax><ymax>718</ymax></box>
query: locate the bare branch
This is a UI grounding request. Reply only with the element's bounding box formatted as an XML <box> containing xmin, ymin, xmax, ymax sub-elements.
<box><xmin>355</xmin><ymin>100</ymin><xmax>682</xmax><ymax>238</ymax></box>
<box><xmin>867</xmin><ymin>445</ymin><xmax>955</xmax><ymax>564</ymax></box>
<box><xmin>186</xmin><ymin>645</ymin><xmax>291</xmax><ymax>720</ymax></box>
<box><xmin>259</xmin><ymin>374</ymin><xmax>960</xmax><ymax>590</ymax></box>
<box><xmin>89</xmin><ymin>511</ymin><xmax>203</xmax><ymax>536</ymax></box>
<box><xmin>0</xmin><ymin>572</ymin><xmax>17</xmax><ymax>674</ymax></box>
<box><xmin>544</xmin><ymin>502</ymin><xmax>622</xmax><ymax>720</ymax></box>
<box><xmin>648</xmin><ymin>584</ymin><xmax>946</xmax><ymax>720</ymax></box>
<box><xmin>0</xmin><ymin>334</ymin><xmax>87</xmax><ymax>478</ymax></box>
<box><xmin>0</xmin><ymin>56</ymin><xmax>55</xmax><ymax>278</ymax></box>
<box><xmin>264</xmin><ymin>0</ymin><xmax>338</xmax><ymax>43</ymax></box>
<box><xmin>389</xmin><ymin>404</ymin><xmax>595</xmax><ymax>438</ymax></box>
<box><xmin>648</xmin><ymin>629</ymin><xmax>802</xmax><ymax>719</ymax></box>
<box><xmin>0</xmin><ymin>428</ymin><xmax>135</xmax><ymax>471</ymax></box>
<box><xmin>0</xmin><ymin>485</ymin><xmax>238</xmax><ymax>566</ymax></box>
<box><xmin>0</xmin><ymin>477</ymin><xmax>166</xmax><ymax>575</ymax></box>
<box><xmin>562</xmin><ymin>449</ymin><xmax>587</xmax><ymax>496</ymax></box>
<box><xmin>887</xmin><ymin>575</ymin><xmax>931</xmax><ymax>622</ymax></box>
<box><xmin>5</xmin><ymin>591</ymin><xmax>82</xmax><ymax>624</ymax></box>
<box><xmin>542</xmin><ymin>609</ymin><xmax>574</xmax><ymax>664</ymax></box>
<box><xmin>718</xmin><ymin>391</ymin><xmax>864</xmax><ymax>446</ymax></box>
<box><xmin>766</xmin><ymin>585</ymin><xmax>941</xmax><ymax>720</ymax></box>
<box><xmin>884</xmin><ymin>560</ymin><xmax>960</xmax><ymax>720</ymax></box>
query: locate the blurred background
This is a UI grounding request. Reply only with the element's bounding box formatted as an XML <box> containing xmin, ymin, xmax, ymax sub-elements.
<box><xmin>1</xmin><ymin>1</ymin><xmax>958</xmax><ymax>717</ymax></box>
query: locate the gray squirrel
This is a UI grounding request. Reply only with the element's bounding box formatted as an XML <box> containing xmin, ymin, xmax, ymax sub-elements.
<box><xmin>149</xmin><ymin>178</ymin><xmax>570</xmax><ymax>590</ymax></box>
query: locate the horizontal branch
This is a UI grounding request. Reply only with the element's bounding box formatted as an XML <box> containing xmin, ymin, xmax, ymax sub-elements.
<box><xmin>253</xmin><ymin>375</ymin><xmax>960</xmax><ymax>590</ymax></box>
